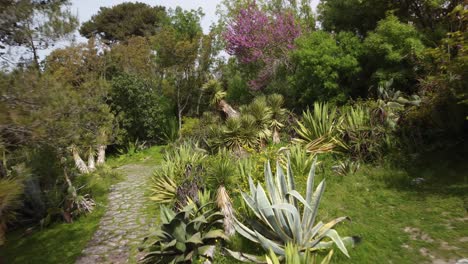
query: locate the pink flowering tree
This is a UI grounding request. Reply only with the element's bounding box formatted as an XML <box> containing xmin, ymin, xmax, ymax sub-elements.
<box><xmin>224</xmin><ymin>2</ymin><xmax>301</xmax><ymax>89</ymax></box>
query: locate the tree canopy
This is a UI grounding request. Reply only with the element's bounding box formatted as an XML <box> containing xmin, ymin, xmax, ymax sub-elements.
<box><xmin>79</xmin><ymin>2</ymin><xmax>167</xmax><ymax>44</ymax></box>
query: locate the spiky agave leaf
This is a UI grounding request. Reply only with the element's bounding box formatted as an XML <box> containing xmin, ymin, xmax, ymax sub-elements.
<box><xmin>140</xmin><ymin>192</ymin><xmax>228</xmax><ymax>263</ymax></box>
<box><xmin>227</xmin><ymin>158</ymin><xmax>357</xmax><ymax>262</ymax></box>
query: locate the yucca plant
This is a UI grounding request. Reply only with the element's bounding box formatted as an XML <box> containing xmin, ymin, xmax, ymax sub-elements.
<box><xmin>294</xmin><ymin>102</ymin><xmax>344</xmax><ymax>154</ymax></box>
<box><xmin>340</xmin><ymin>104</ymin><xmax>387</xmax><ymax>161</ymax></box>
<box><xmin>267</xmin><ymin>94</ymin><xmax>288</xmax><ymax>144</ymax></box>
<box><xmin>278</xmin><ymin>145</ymin><xmax>316</xmax><ymax>179</ymax></box>
<box><xmin>241</xmin><ymin>96</ymin><xmax>273</xmax><ymax>145</ymax></box>
<box><xmin>140</xmin><ymin>191</ymin><xmax>228</xmax><ymax>263</ymax></box>
<box><xmin>0</xmin><ymin>175</ymin><xmax>24</xmax><ymax>246</ymax></box>
<box><xmin>265</xmin><ymin>243</ymin><xmax>334</xmax><ymax>264</ymax></box>
<box><xmin>206</xmin><ymin>149</ymin><xmax>237</xmax><ymax>236</ymax></box>
<box><xmin>332</xmin><ymin>159</ymin><xmax>360</xmax><ymax>177</ymax></box>
<box><xmin>222</xmin><ymin>114</ymin><xmax>260</xmax><ymax>154</ymax></box>
<box><xmin>203</xmin><ymin>79</ymin><xmax>239</xmax><ymax>119</ymax></box>
<box><xmin>226</xmin><ymin>158</ymin><xmax>357</xmax><ymax>262</ymax></box>
<box><xmin>149</xmin><ymin>174</ymin><xmax>177</xmax><ymax>204</ymax></box>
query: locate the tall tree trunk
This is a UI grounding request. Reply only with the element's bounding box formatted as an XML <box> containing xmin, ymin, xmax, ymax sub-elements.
<box><xmin>63</xmin><ymin>168</ymin><xmax>76</xmax><ymax>223</ymax></box>
<box><xmin>71</xmin><ymin>147</ymin><xmax>89</xmax><ymax>174</ymax></box>
<box><xmin>272</xmin><ymin>128</ymin><xmax>281</xmax><ymax>144</ymax></box>
<box><xmin>87</xmin><ymin>149</ymin><xmax>96</xmax><ymax>172</ymax></box>
<box><xmin>196</xmin><ymin>89</ymin><xmax>203</xmax><ymax>116</ymax></box>
<box><xmin>96</xmin><ymin>145</ymin><xmax>106</xmax><ymax>165</ymax></box>
<box><xmin>216</xmin><ymin>186</ymin><xmax>235</xmax><ymax>236</ymax></box>
<box><xmin>218</xmin><ymin>100</ymin><xmax>239</xmax><ymax>119</ymax></box>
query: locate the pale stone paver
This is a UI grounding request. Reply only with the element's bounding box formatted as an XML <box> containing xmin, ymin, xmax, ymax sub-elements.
<box><xmin>76</xmin><ymin>164</ymin><xmax>157</xmax><ymax>264</ymax></box>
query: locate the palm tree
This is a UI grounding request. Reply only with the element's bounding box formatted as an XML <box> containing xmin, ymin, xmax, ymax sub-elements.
<box><xmin>87</xmin><ymin>147</ymin><xmax>96</xmax><ymax>172</ymax></box>
<box><xmin>222</xmin><ymin>114</ymin><xmax>259</xmax><ymax>155</ymax></box>
<box><xmin>267</xmin><ymin>94</ymin><xmax>287</xmax><ymax>144</ymax></box>
<box><xmin>70</xmin><ymin>145</ymin><xmax>89</xmax><ymax>174</ymax></box>
<box><xmin>241</xmin><ymin>96</ymin><xmax>272</xmax><ymax>146</ymax></box>
<box><xmin>207</xmin><ymin>149</ymin><xmax>236</xmax><ymax>236</ymax></box>
<box><xmin>203</xmin><ymin>79</ymin><xmax>239</xmax><ymax>119</ymax></box>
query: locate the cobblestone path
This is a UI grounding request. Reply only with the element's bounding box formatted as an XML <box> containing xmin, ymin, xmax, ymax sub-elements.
<box><xmin>76</xmin><ymin>164</ymin><xmax>157</xmax><ymax>264</ymax></box>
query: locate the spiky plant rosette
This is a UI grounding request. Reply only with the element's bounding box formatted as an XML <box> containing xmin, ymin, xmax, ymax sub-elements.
<box><xmin>225</xmin><ymin>158</ymin><xmax>359</xmax><ymax>263</ymax></box>
<box><xmin>140</xmin><ymin>191</ymin><xmax>229</xmax><ymax>263</ymax></box>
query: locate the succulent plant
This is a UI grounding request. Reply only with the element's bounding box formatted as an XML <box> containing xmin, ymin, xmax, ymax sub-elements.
<box><xmin>265</xmin><ymin>243</ymin><xmax>334</xmax><ymax>264</ymax></box>
<box><xmin>226</xmin><ymin>158</ymin><xmax>358</xmax><ymax>262</ymax></box>
<box><xmin>140</xmin><ymin>191</ymin><xmax>228</xmax><ymax>263</ymax></box>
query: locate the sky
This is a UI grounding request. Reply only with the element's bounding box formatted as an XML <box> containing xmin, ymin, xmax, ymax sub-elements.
<box><xmin>24</xmin><ymin>0</ymin><xmax>319</xmax><ymax>62</ymax></box>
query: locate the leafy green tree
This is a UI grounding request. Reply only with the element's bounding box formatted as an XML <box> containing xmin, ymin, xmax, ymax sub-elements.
<box><xmin>291</xmin><ymin>31</ymin><xmax>363</xmax><ymax>107</ymax></box>
<box><xmin>80</xmin><ymin>2</ymin><xmax>167</xmax><ymax>44</ymax></box>
<box><xmin>318</xmin><ymin>0</ymin><xmax>462</xmax><ymax>41</ymax></box>
<box><xmin>363</xmin><ymin>15</ymin><xmax>425</xmax><ymax>93</ymax></box>
<box><xmin>153</xmin><ymin>7</ymin><xmax>217</xmax><ymax>132</ymax></box>
<box><xmin>107</xmin><ymin>36</ymin><xmax>157</xmax><ymax>79</ymax></box>
<box><xmin>0</xmin><ymin>0</ymin><xmax>78</xmax><ymax>67</ymax></box>
<box><xmin>318</xmin><ymin>0</ymin><xmax>392</xmax><ymax>36</ymax></box>
<box><xmin>110</xmin><ymin>74</ymin><xmax>174</xmax><ymax>143</ymax></box>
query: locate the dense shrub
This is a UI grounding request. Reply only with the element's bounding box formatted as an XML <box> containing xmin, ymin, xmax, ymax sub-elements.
<box><xmin>110</xmin><ymin>74</ymin><xmax>175</xmax><ymax>143</ymax></box>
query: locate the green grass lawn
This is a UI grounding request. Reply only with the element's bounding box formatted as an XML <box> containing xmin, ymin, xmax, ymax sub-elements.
<box><xmin>218</xmin><ymin>154</ymin><xmax>468</xmax><ymax>263</ymax></box>
<box><xmin>318</xmin><ymin>164</ymin><xmax>467</xmax><ymax>263</ymax></box>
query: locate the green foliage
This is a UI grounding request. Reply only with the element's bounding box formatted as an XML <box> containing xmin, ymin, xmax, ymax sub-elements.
<box><xmin>74</xmin><ymin>165</ymin><xmax>123</xmax><ymax>199</ymax></box>
<box><xmin>266</xmin><ymin>243</ymin><xmax>334</xmax><ymax>264</ymax></box>
<box><xmin>226</xmin><ymin>158</ymin><xmax>357</xmax><ymax>262</ymax></box>
<box><xmin>205</xmin><ymin>149</ymin><xmax>237</xmax><ymax>190</ymax></box>
<box><xmin>179</xmin><ymin>117</ymin><xmax>201</xmax><ymax>139</ymax></box>
<box><xmin>80</xmin><ymin>2</ymin><xmax>167</xmax><ymax>44</ymax></box>
<box><xmin>279</xmin><ymin>145</ymin><xmax>316</xmax><ymax>179</ymax></box>
<box><xmin>149</xmin><ymin>173</ymin><xmax>177</xmax><ymax>204</ymax></box>
<box><xmin>0</xmin><ymin>0</ymin><xmax>78</xmax><ymax>66</ymax></box>
<box><xmin>332</xmin><ymin>159</ymin><xmax>360</xmax><ymax>177</ymax></box>
<box><xmin>291</xmin><ymin>31</ymin><xmax>362</xmax><ymax>105</ymax></box>
<box><xmin>140</xmin><ymin>192</ymin><xmax>228</xmax><ymax>263</ymax></box>
<box><xmin>214</xmin><ymin>114</ymin><xmax>260</xmax><ymax>154</ymax></box>
<box><xmin>110</xmin><ymin>74</ymin><xmax>174</xmax><ymax>143</ymax></box>
<box><xmin>0</xmin><ymin>173</ymin><xmax>24</xmax><ymax>245</ymax></box>
<box><xmin>294</xmin><ymin>102</ymin><xmax>343</xmax><ymax>154</ymax></box>
<box><xmin>318</xmin><ymin>0</ymin><xmax>391</xmax><ymax>36</ymax></box>
<box><xmin>363</xmin><ymin>15</ymin><xmax>425</xmax><ymax>92</ymax></box>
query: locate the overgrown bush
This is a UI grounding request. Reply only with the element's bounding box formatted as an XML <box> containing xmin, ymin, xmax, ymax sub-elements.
<box><xmin>110</xmin><ymin>74</ymin><xmax>175</xmax><ymax>144</ymax></box>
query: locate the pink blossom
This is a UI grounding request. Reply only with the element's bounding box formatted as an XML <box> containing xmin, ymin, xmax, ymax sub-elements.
<box><xmin>224</xmin><ymin>2</ymin><xmax>301</xmax><ymax>89</ymax></box>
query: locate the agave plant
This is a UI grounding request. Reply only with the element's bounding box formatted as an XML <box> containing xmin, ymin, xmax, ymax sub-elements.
<box><xmin>294</xmin><ymin>102</ymin><xmax>344</xmax><ymax>154</ymax></box>
<box><xmin>265</xmin><ymin>243</ymin><xmax>334</xmax><ymax>264</ymax></box>
<box><xmin>140</xmin><ymin>191</ymin><xmax>228</xmax><ymax>263</ymax></box>
<box><xmin>226</xmin><ymin>158</ymin><xmax>357</xmax><ymax>262</ymax></box>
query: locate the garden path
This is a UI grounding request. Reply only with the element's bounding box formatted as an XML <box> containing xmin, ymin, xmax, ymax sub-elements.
<box><xmin>76</xmin><ymin>164</ymin><xmax>156</xmax><ymax>264</ymax></box>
